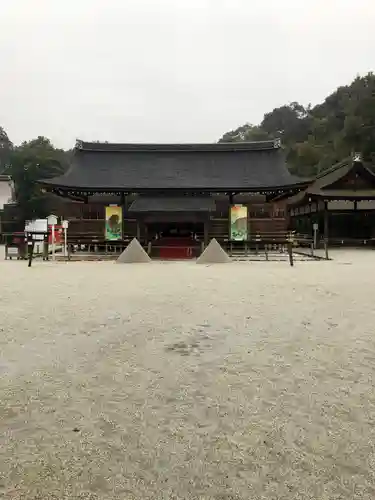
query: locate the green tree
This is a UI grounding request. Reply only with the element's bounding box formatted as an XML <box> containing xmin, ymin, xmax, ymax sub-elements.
<box><xmin>261</xmin><ymin>102</ymin><xmax>311</xmax><ymax>144</ymax></box>
<box><xmin>219</xmin><ymin>124</ymin><xmax>271</xmax><ymax>143</ymax></box>
<box><xmin>7</xmin><ymin>136</ymin><xmax>68</xmax><ymax>223</ymax></box>
<box><xmin>219</xmin><ymin>73</ymin><xmax>375</xmax><ymax>176</ymax></box>
<box><xmin>0</xmin><ymin>126</ymin><xmax>13</xmax><ymax>173</ymax></box>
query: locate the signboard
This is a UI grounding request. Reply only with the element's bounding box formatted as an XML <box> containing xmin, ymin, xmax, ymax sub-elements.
<box><xmin>230</xmin><ymin>205</ymin><xmax>248</xmax><ymax>241</ymax></box>
<box><xmin>7</xmin><ymin>247</ymin><xmax>19</xmax><ymax>257</ymax></box>
<box><xmin>25</xmin><ymin>219</ymin><xmax>48</xmax><ymax>241</ymax></box>
<box><xmin>25</xmin><ymin>219</ymin><xmax>48</xmax><ymax>233</ymax></box>
<box><xmin>105</xmin><ymin>206</ymin><xmax>123</xmax><ymax>241</ymax></box>
<box><xmin>47</xmin><ymin>214</ymin><xmax>58</xmax><ymax>226</ymax></box>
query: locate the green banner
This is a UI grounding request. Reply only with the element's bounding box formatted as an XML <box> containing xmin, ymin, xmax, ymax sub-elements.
<box><xmin>230</xmin><ymin>205</ymin><xmax>248</xmax><ymax>241</ymax></box>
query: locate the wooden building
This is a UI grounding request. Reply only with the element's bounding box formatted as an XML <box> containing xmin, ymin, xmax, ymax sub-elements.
<box><xmin>287</xmin><ymin>154</ymin><xmax>375</xmax><ymax>245</ymax></box>
<box><xmin>0</xmin><ymin>175</ymin><xmax>15</xmax><ymax>240</ymax></box>
<box><xmin>39</xmin><ymin>139</ymin><xmax>307</xmax><ymax>257</ymax></box>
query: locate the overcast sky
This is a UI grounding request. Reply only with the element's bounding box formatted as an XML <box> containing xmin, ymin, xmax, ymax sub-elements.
<box><xmin>1</xmin><ymin>0</ymin><xmax>374</xmax><ymax>148</ymax></box>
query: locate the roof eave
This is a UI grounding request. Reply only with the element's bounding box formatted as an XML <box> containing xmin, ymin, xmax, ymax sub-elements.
<box><xmin>39</xmin><ymin>182</ymin><xmax>306</xmax><ymax>194</ymax></box>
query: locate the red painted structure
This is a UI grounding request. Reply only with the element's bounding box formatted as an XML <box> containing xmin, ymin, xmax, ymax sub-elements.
<box><xmin>155</xmin><ymin>237</ymin><xmax>197</xmax><ymax>259</ymax></box>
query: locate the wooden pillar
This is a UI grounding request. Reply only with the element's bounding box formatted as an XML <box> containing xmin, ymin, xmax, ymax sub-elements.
<box><xmin>227</xmin><ymin>193</ymin><xmax>233</xmax><ymax>255</ymax></box>
<box><xmin>324</xmin><ymin>201</ymin><xmax>329</xmax><ymax>259</ymax></box>
<box><xmin>287</xmin><ymin>233</ymin><xmax>294</xmax><ymax>267</ymax></box>
<box><xmin>228</xmin><ymin>193</ymin><xmax>234</xmax><ymax>243</ymax></box>
<box><xmin>324</xmin><ymin>201</ymin><xmax>329</xmax><ymax>241</ymax></box>
<box><xmin>246</xmin><ymin>202</ymin><xmax>250</xmax><ymax>254</ymax></box>
<box><xmin>120</xmin><ymin>192</ymin><xmax>126</xmax><ymax>240</ymax></box>
<box><xmin>204</xmin><ymin>217</ymin><xmax>209</xmax><ymax>247</ymax></box>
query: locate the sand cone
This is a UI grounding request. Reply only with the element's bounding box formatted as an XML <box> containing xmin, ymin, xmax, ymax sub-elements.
<box><xmin>116</xmin><ymin>238</ymin><xmax>151</xmax><ymax>263</ymax></box>
<box><xmin>196</xmin><ymin>238</ymin><xmax>231</xmax><ymax>264</ymax></box>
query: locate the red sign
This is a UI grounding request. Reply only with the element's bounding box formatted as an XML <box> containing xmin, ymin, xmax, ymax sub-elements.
<box><xmin>48</xmin><ymin>225</ymin><xmax>63</xmax><ymax>245</ymax></box>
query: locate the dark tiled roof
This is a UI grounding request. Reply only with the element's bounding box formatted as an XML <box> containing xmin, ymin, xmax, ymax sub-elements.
<box><xmin>40</xmin><ymin>140</ymin><xmax>303</xmax><ymax>192</ymax></box>
<box><xmin>74</xmin><ymin>140</ymin><xmax>280</xmax><ymax>152</ymax></box>
<box><xmin>129</xmin><ymin>196</ymin><xmax>216</xmax><ymax>212</ymax></box>
<box><xmin>312</xmin><ymin>159</ymin><xmax>353</xmax><ymax>189</ymax></box>
<box><xmin>310</xmin><ymin>189</ymin><xmax>375</xmax><ymax>199</ymax></box>
<box><xmin>288</xmin><ymin>157</ymin><xmax>375</xmax><ymax>205</ymax></box>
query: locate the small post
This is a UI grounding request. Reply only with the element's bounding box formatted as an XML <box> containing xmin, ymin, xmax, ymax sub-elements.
<box><xmin>313</xmin><ymin>223</ymin><xmax>318</xmax><ymax>249</ymax></box>
<box><xmin>288</xmin><ymin>232</ymin><xmax>294</xmax><ymax>267</ymax></box>
<box><xmin>52</xmin><ymin>224</ymin><xmax>55</xmax><ymax>260</ymax></box>
<box><xmin>27</xmin><ymin>236</ymin><xmax>34</xmax><ymax>267</ymax></box>
<box><xmin>255</xmin><ymin>234</ymin><xmax>260</xmax><ymax>255</ymax></box>
<box><xmin>62</xmin><ymin>220</ymin><xmax>69</xmax><ymax>259</ymax></box>
<box><xmin>288</xmin><ymin>242</ymin><xmax>294</xmax><ymax>266</ymax></box>
<box><xmin>43</xmin><ymin>234</ymin><xmax>49</xmax><ymax>261</ymax></box>
<box><xmin>47</xmin><ymin>214</ymin><xmax>58</xmax><ymax>261</ymax></box>
<box><xmin>265</xmin><ymin>244</ymin><xmax>269</xmax><ymax>261</ymax></box>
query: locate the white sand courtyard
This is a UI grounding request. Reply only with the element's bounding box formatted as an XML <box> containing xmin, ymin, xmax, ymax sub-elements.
<box><xmin>0</xmin><ymin>251</ymin><xmax>375</xmax><ymax>499</ymax></box>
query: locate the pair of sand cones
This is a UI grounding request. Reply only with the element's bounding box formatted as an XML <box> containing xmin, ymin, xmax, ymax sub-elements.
<box><xmin>117</xmin><ymin>238</ymin><xmax>231</xmax><ymax>264</ymax></box>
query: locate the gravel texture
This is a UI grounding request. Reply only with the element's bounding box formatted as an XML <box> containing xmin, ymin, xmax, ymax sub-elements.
<box><xmin>0</xmin><ymin>252</ymin><xmax>375</xmax><ymax>499</ymax></box>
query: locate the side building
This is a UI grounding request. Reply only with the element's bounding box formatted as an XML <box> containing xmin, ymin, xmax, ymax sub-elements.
<box><xmin>287</xmin><ymin>153</ymin><xmax>375</xmax><ymax>245</ymax></box>
<box><xmin>39</xmin><ymin>140</ymin><xmax>307</xmax><ymax>257</ymax></box>
<box><xmin>0</xmin><ymin>175</ymin><xmax>16</xmax><ymax>241</ymax></box>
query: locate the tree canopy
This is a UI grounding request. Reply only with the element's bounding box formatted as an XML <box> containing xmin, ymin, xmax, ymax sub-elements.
<box><xmin>3</xmin><ymin>136</ymin><xmax>68</xmax><ymax>223</ymax></box>
<box><xmin>0</xmin><ymin>126</ymin><xmax>13</xmax><ymax>173</ymax></box>
<box><xmin>219</xmin><ymin>73</ymin><xmax>375</xmax><ymax>177</ymax></box>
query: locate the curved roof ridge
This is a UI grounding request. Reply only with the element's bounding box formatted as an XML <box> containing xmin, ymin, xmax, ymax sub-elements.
<box><xmin>315</xmin><ymin>157</ymin><xmax>350</xmax><ymax>179</ymax></box>
<box><xmin>74</xmin><ymin>139</ymin><xmax>282</xmax><ymax>153</ymax></box>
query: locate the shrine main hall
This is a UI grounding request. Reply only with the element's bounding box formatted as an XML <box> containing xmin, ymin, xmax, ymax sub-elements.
<box><xmin>38</xmin><ymin>139</ymin><xmax>375</xmax><ymax>258</ymax></box>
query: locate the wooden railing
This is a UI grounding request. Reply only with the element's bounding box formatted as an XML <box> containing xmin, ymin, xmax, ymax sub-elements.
<box><xmin>2</xmin><ymin>230</ymin><xmax>330</xmax><ymax>264</ymax></box>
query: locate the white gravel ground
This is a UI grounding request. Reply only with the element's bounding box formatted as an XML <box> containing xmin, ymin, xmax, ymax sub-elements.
<box><xmin>1</xmin><ymin>251</ymin><xmax>375</xmax><ymax>499</ymax></box>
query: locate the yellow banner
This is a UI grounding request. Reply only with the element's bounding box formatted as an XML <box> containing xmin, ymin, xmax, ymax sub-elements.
<box><xmin>105</xmin><ymin>206</ymin><xmax>123</xmax><ymax>241</ymax></box>
<box><xmin>230</xmin><ymin>205</ymin><xmax>248</xmax><ymax>241</ymax></box>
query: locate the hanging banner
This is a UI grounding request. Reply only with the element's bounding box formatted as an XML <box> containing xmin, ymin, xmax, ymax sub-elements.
<box><xmin>105</xmin><ymin>206</ymin><xmax>123</xmax><ymax>241</ymax></box>
<box><xmin>230</xmin><ymin>205</ymin><xmax>248</xmax><ymax>241</ymax></box>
